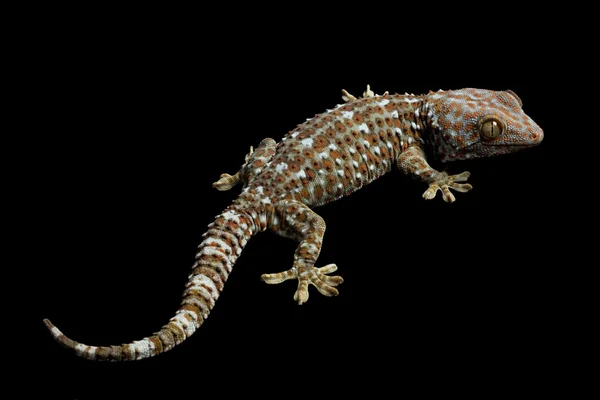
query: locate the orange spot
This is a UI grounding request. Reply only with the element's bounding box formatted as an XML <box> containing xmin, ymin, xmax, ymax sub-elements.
<box><xmin>314</xmin><ymin>186</ymin><xmax>323</xmax><ymax>200</ymax></box>
<box><xmin>312</xmin><ymin>135</ymin><xmax>329</xmax><ymax>150</ymax></box>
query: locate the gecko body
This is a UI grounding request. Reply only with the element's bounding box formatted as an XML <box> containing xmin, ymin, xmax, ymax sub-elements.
<box><xmin>44</xmin><ymin>87</ymin><xmax>543</xmax><ymax>361</ymax></box>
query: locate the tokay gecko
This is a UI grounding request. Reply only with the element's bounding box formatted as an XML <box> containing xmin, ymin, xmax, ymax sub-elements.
<box><xmin>44</xmin><ymin>86</ymin><xmax>544</xmax><ymax>361</ymax></box>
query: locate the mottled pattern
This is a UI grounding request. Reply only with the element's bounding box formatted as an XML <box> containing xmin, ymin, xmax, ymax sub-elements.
<box><xmin>44</xmin><ymin>87</ymin><xmax>543</xmax><ymax>361</ymax></box>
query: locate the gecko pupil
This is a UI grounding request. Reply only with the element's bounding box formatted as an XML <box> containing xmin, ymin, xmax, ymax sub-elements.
<box><xmin>480</xmin><ymin>117</ymin><xmax>504</xmax><ymax>140</ymax></box>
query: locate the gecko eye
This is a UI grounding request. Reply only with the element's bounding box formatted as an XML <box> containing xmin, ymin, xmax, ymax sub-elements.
<box><xmin>479</xmin><ymin>116</ymin><xmax>505</xmax><ymax>140</ymax></box>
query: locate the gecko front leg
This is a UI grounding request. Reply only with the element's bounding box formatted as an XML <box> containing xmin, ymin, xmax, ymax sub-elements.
<box><xmin>397</xmin><ymin>146</ymin><xmax>473</xmax><ymax>203</ymax></box>
<box><xmin>261</xmin><ymin>200</ymin><xmax>343</xmax><ymax>304</ymax></box>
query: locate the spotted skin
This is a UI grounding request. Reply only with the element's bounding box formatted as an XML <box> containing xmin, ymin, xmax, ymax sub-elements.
<box><xmin>44</xmin><ymin>87</ymin><xmax>543</xmax><ymax>361</ymax></box>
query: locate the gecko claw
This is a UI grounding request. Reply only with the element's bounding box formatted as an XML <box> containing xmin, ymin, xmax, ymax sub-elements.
<box><xmin>261</xmin><ymin>264</ymin><xmax>343</xmax><ymax>305</ymax></box>
<box><xmin>423</xmin><ymin>171</ymin><xmax>472</xmax><ymax>203</ymax></box>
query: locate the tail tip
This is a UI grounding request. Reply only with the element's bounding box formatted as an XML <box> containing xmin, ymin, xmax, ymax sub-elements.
<box><xmin>43</xmin><ymin>318</ymin><xmax>60</xmax><ymax>337</ymax></box>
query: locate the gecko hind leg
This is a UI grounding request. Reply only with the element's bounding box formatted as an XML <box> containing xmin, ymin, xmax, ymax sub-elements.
<box><xmin>213</xmin><ymin>138</ymin><xmax>277</xmax><ymax>191</ymax></box>
<box><xmin>261</xmin><ymin>201</ymin><xmax>343</xmax><ymax>305</ymax></box>
<box><xmin>212</xmin><ymin>146</ymin><xmax>253</xmax><ymax>191</ymax></box>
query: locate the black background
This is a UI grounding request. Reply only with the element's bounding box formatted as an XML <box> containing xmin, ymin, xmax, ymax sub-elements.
<box><xmin>27</xmin><ymin>9</ymin><xmax>563</xmax><ymax>399</ymax></box>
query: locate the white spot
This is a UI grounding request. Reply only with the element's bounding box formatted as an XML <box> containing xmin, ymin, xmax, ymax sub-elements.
<box><xmin>358</xmin><ymin>123</ymin><xmax>369</xmax><ymax>133</ymax></box>
<box><xmin>349</xmin><ymin>147</ymin><xmax>356</xmax><ymax>154</ymax></box>
<box><xmin>205</xmin><ymin>237</ymin><xmax>232</xmax><ymax>252</ymax></box>
<box><xmin>415</xmin><ymin>170</ymin><xmax>420</xmax><ymax>176</ymax></box>
<box><xmin>377</xmin><ymin>99</ymin><xmax>390</xmax><ymax>106</ymax></box>
<box><xmin>132</xmin><ymin>340</ymin><xmax>151</xmax><ymax>358</ymax></box>
<box><xmin>51</xmin><ymin>326</ymin><xmax>61</xmax><ymax>337</ymax></box>
<box><xmin>301</xmin><ymin>138</ymin><xmax>314</xmax><ymax>147</ymax></box>
<box><xmin>404</xmin><ymin>98</ymin><xmax>419</xmax><ymax>103</ymax></box>
<box><xmin>75</xmin><ymin>343</ymin><xmax>87</xmax><ymax>357</ymax></box>
<box><xmin>275</xmin><ymin>163</ymin><xmax>288</xmax><ymax>173</ymax></box>
<box><xmin>291</xmin><ymin>132</ymin><xmax>299</xmax><ymax>138</ymax></box>
<box><xmin>328</xmin><ymin>143</ymin><xmax>337</xmax><ymax>150</ymax></box>
<box><xmin>370</xmin><ymin>165</ymin><xmax>375</xmax><ymax>171</ymax></box>
<box><xmin>337</xmin><ymin>183</ymin><xmax>343</xmax><ymax>189</ymax></box>
<box><xmin>188</xmin><ymin>274</ymin><xmax>218</xmax><ymax>299</ymax></box>
<box><xmin>387</xmin><ymin>142</ymin><xmax>393</xmax><ymax>149</ymax></box>
<box><xmin>391</xmin><ymin>110</ymin><xmax>399</xmax><ymax>118</ymax></box>
<box><xmin>395</xmin><ymin>127</ymin><xmax>402</xmax><ymax>135</ymax></box>
<box><xmin>342</xmin><ymin>111</ymin><xmax>354</xmax><ymax>119</ymax></box>
<box><xmin>261</xmin><ymin>197</ymin><xmax>272</xmax><ymax>204</ymax></box>
<box><xmin>197</xmin><ymin>246</ymin><xmax>229</xmax><ymax>262</ymax></box>
<box><xmin>297</xmin><ymin>170</ymin><xmax>306</xmax><ymax>178</ymax></box>
<box><xmin>319</xmin><ymin>151</ymin><xmax>329</xmax><ymax>159</ymax></box>
<box><xmin>256</xmin><ymin>186</ymin><xmax>264</xmax><ymax>194</ymax></box>
<box><xmin>362</xmin><ymin>154</ymin><xmax>368</xmax><ymax>161</ymax></box>
<box><xmin>87</xmin><ymin>347</ymin><xmax>96</xmax><ymax>360</ymax></box>
<box><xmin>356</xmin><ymin>173</ymin><xmax>363</xmax><ymax>179</ymax></box>
<box><xmin>175</xmin><ymin>310</ymin><xmax>197</xmax><ymax>337</ymax></box>
<box><xmin>352</xmin><ymin>160</ymin><xmax>359</xmax><ymax>168</ymax></box>
<box><xmin>363</xmin><ymin>140</ymin><xmax>370</xmax><ymax>148</ymax></box>
<box><xmin>335</xmin><ymin>103</ymin><xmax>344</xmax><ymax>108</ymax></box>
<box><xmin>374</xmin><ymin>147</ymin><xmax>381</xmax><ymax>155</ymax></box>
<box><xmin>411</xmin><ymin>122</ymin><xmax>417</xmax><ymax>131</ymax></box>
<box><xmin>221</xmin><ymin>210</ymin><xmax>239</xmax><ymax>222</ymax></box>
<box><xmin>336</xmin><ymin>159</ymin><xmax>343</xmax><ymax>165</ymax></box>
<box><xmin>127</xmin><ymin>344</ymin><xmax>137</xmax><ymax>357</ymax></box>
<box><xmin>259</xmin><ymin>214</ymin><xmax>267</xmax><ymax>225</ymax></box>
<box><xmin>415</xmin><ymin>108</ymin><xmax>420</xmax><ymax>118</ymax></box>
<box><xmin>337</xmin><ymin>170</ymin><xmax>344</xmax><ymax>177</ymax></box>
<box><xmin>319</xmin><ymin>169</ymin><xmax>326</xmax><ymax>174</ymax></box>
<box><xmin>408</xmin><ymin>137</ymin><xmax>413</xmax><ymax>144</ymax></box>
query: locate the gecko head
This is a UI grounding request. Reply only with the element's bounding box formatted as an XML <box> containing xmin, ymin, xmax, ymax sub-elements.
<box><xmin>429</xmin><ymin>88</ymin><xmax>544</xmax><ymax>162</ymax></box>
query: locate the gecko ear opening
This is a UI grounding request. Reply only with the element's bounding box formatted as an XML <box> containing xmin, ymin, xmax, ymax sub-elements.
<box><xmin>505</xmin><ymin>90</ymin><xmax>523</xmax><ymax>107</ymax></box>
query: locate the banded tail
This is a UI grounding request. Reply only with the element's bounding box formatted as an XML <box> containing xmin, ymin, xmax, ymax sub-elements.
<box><xmin>44</xmin><ymin>202</ymin><xmax>262</xmax><ymax>361</ymax></box>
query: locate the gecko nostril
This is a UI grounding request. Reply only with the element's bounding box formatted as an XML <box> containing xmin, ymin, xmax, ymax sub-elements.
<box><xmin>531</xmin><ymin>130</ymin><xmax>544</xmax><ymax>143</ymax></box>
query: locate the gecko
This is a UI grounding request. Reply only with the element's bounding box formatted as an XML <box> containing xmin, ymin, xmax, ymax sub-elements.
<box><xmin>44</xmin><ymin>86</ymin><xmax>543</xmax><ymax>361</ymax></box>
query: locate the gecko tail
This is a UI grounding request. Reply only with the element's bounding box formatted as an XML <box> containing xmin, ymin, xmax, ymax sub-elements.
<box><xmin>44</xmin><ymin>203</ymin><xmax>261</xmax><ymax>361</ymax></box>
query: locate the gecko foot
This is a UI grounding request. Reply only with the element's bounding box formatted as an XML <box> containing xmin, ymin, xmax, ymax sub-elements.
<box><xmin>261</xmin><ymin>264</ymin><xmax>344</xmax><ymax>305</ymax></box>
<box><xmin>423</xmin><ymin>171</ymin><xmax>473</xmax><ymax>203</ymax></box>
<box><xmin>213</xmin><ymin>172</ymin><xmax>241</xmax><ymax>191</ymax></box>
<box><xmin>212</xmin><ymin>146</ymin><xmax>254</xmax><ymax>191</ymax></box>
